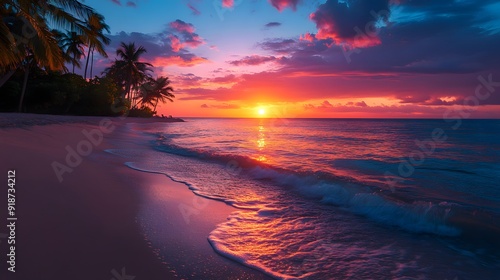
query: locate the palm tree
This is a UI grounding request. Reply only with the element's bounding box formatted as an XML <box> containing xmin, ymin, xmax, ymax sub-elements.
<box><xmin>0</xmin><ymin>0</ymin><xmax>94</xmax><ymax>75</ymax></box>
<box><xmin>104</xmin><ymin>42</ymin><xmax>153</xmax><ymax>102</ymax></box>
<box><xmin>138</xmin><ymin>76</ymin><xmax>175</xmax><ymax>112</ymax></box>
<box><xmin>83</xmin><ymin>13</ymin><xmax>110</xmax><ymax>79</ymax></box>
<box><xmin>1</xmin><ymin>0</ymin><xmax>98</xmax><ymax>111</ymax></box>
<box><xmin>59</xmin><ymin>31</ymin><xmax>85</xmax><ymax>73</ymax></box>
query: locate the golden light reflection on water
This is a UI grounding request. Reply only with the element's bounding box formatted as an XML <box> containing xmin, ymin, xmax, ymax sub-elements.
<box><xmin>257</xmin><ymin>155</ymin><xmax>267</xmax><ymax>162</ymax></box>
<box><xmin>256</xmin><ymin>124</ymin><xmax>267</xmax><ymax>162</ymax></box>
<box><xmin>257</xmin><ymin>125</ymin><xmax>266</xmax><ymax>149</ymax></box>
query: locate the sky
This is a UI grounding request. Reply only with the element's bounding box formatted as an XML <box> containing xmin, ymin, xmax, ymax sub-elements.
<box><xmin>81</xmin><ymin>0</ymin><xmax>500</xmax><ymax>118</ymax></box>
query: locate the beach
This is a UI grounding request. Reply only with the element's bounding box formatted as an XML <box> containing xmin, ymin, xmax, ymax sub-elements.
<box><xmin>0</xmin><ymin>113</ymin><xmax>270</xmax><ymax>280</ymax></box>
<box><xmin>0</xmin><ymin>114</ymin><xmax>499</xmax><ymax>279</ymax></box>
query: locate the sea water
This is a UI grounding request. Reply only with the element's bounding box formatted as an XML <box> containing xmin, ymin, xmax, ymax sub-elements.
<box><xmin>109</xmin><ymin>118</ymin><xmax>500</xmax><ymax>279</ymax></box>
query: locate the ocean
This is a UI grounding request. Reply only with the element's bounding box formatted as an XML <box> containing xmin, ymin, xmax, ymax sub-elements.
<box><xmin>108</xmin><ymin>118</ymin><xmax>500</xmax><ymax>279</ymax></box>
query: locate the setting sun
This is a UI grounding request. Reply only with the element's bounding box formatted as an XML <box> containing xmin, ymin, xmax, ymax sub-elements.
<box><xmin>258</xmin><ymin>108</ymin><xmax>266</xmax><ymax>116</ymax></box>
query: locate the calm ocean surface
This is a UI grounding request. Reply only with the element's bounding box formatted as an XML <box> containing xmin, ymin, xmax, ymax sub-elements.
<box><xmin>110</xmin><ymin>118</ymin><xmax>500</xmax><ymax>279</ymax></box>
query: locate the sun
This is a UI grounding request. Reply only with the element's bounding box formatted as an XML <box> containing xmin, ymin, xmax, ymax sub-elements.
<box><xmin>258</xmin><ymin>108</ymin><xmax>266</xmax><ymax>116</ymax></box>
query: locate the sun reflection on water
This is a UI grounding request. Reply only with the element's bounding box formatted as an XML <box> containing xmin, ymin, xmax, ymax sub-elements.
<box><xmin>257</xmin><ymin>125</ymin><xmax>266</xmax><ymax>149</ymax></box>
<box><xmin>255</xmin><ymin>124</ymin><xmax>268</xmax><ymax>162</ymax></box>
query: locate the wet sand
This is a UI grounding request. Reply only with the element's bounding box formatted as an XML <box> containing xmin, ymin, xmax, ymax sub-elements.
<box><xmin>0</xmin><ymin>113</ymin><xmax>270</xmax><ymax>280</ymax></box>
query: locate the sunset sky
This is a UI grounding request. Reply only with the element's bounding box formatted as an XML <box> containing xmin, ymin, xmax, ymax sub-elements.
<box><xmin>83</xmin><ymin>0</ymin><xmax>500</xmax><ymax>118</ymax></box>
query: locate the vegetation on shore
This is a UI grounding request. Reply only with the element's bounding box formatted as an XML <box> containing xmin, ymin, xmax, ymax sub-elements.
<box><xmin>0</xmin><ymin>0</ymin><xmax>175</xmax><ymax>118</ymax></box>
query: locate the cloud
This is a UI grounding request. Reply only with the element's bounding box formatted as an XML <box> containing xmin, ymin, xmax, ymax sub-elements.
<box><xmin>169</xmin><ymin>19</ymin><xmax>204</xmax><ymax>48</ymax></box>
<box><xmin>187</xmin><ymin>3</ymin><xmax>201</xmax><ymax>15</ymax></box>
<box><xmin>170</xmin><ymin>19</ymin><xmax>195</xmax><ymax>33</ymax></box>
<box><xmin>173</xmin><ymin>73</ymin><xmax>240</xmax><ymax>90</ymax></box>
<box><xmin>110</xmin><ymin>0</ymin><xmax>137</xmax><ymax>7</ymax></box>
<box><xmin>265</xmin><ymin>22</ymin><xmax>282</xmax><ymax>28</ymax></box>
<box><xmin>151</xmin><ymin>56</ymin><xmax>208</xmax><ymax>68</ymax></box>
<box><xmin>210</xmin><ymin>74</ymin><xmax>240</xmax><ymax>84</ymax></box>
<box><xmin>177</xmin><ymin>73</ymin><xmax>204</xmax><ymax>83</ymax></box>
<box><xmin>255</xmin><ymin>0</ymin><xmax>500</xmax><ymax>79</ymax></box>
<box><xmin>228</xmin><ymin>55</ymin><xmax>280</xmax><ymax>66</ymax></box>
<box><xmin>299</xmin><ymin>32</ymin><xmax>315</xmax><ymax>42</ymax></box>
<box><xmin>169</xmin><ymin>35</ymin><xmax>182</xmax><ymax>52</ymax></box>
<box><xmin>200</xmin><ymin>103</ymin><xmax>240</xmax><ymax>109</ymax></box>
<box><xmin>269</xmin><ymin>0</ymin><xmax>299</xmax><ymax>11</ymax></box>
<box><xmin>304</xmin><ymin>100</ymin><xmax>368</xmax><ymax>110</ymax></box>
<box><xmin>259</xmin><ymin>38</ymin><xmax>297</xmax><ymax>54</ymax></box>
<box><xmin>104</xmin><ymin>30</ymin><xmax>208</xmax><ymax>72</ymax></box>
<box><xmin>310</xmin><ymin>0</ymin><xmax>391</xmax><ymax>47</ymax></box>
<box><xmin>170</xmin><ymin>0</ymin><xmax>500</xmax><ymax>118</ymax></box>
<box><xmin>222</xmin><ymin>0</ymin><xmax>234</xmax><ymax>8</ymax></box>
<box><xmin>301</xmin><ymin>100</ymin><xmax>455</xmax><ymax>117</ymax></box>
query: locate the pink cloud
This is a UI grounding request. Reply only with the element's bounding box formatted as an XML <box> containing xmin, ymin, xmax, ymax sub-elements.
<box><xmin>150</xmin><ymin>56</ymin><xmax>209</xmax><ymax>67</ymax></box>
<box><xmin>269</xmin><ymin>0</ymin><xmax>299</xmax><ymax>11</ymax></box>
<box><xmin>310</xmin><ymin>0</ymin><xmax>390</xmax><ymax>47</ymax></box>
<box><xmin>228</xmin><ymin>55</ymin><xmax>280</xmax><ymax>66</ymax></box>
<box><xmin>188</xmin><ymin>3</ymin><xmax>201</xmax><ymax>15</ymax></box>
<box><xmin>169</xmin><ymin>20</ymin><xmax>204</xmax><ymax>49</ymax></box>
<box><xmin>169</xmin><ymin>35</ymin><xmax>182</xmax><ymax>52</ymax></box>
<box><xmin>222</xmin><ymin>0</ymin><xmax>234</xmax><ymax>8</ymax></box>
<box><xmin>297</xmin><ymin>100</ymin><xmax>500</xmax><ymax>118</ymax></box>
<box><xmin>200</xmin><ymin>103</ymin><xmax>240</xmax><ymax>109</ymax></box>
<box><xmin>209</xmin><ymin>74</ymin><xmax>240</xmax><ymax>84</ymax></box>
<box><xmin>299</xmin><ymin>32</ymin><xmax>316</xmax><ymax>42</ymax></box>
<box><xmin>170</xmin><ymin>20</ymin><xmax>195</xmax><ymax>33</ymax></box>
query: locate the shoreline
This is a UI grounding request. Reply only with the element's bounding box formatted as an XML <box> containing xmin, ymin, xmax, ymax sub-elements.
<box><xmin>0</xmin><ymin>113</ymin><xmax>270</xmax><ymax>280</ymax></box>
<box><xmin>0</xmin><ymin>112</ymin><xmax>184</xmax><ymax>129</ymax></box>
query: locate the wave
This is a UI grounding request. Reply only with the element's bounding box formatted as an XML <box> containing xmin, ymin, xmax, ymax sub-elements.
<box><xmin>152</xmin><ymin>139</ymin><xmax>462</xmax><ymax>237</ymax></box>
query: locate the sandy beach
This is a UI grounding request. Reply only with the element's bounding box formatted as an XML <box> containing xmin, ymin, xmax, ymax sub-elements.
<box><xmin>0</xmin><ymin>113</ymin><xmax>270</xmax><ymax>280</ymax></box>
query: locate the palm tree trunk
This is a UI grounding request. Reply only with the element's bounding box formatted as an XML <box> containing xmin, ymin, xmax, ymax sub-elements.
<box><xmin>90</xmin><ymin>47</ymin><xmax>94</xmax><ymax>78</ymax></box>
<box><xmin>18</xmin><ymin>65</ymin><xmax>30</xmax><ymax>112</ymax></box>
<box><xmin>153</xmin><ymin>99</ymin><xmax>158</xmax><ymax>112</ymax></box>
<box><xmin>125</xmin><ymin>72</ymin><xmax>132</xmax><ymax>101</ymax></box>
<box><xmin>84</xmin><ymin>45</ymin><xmax>92</xmax><ymax>79</ymax></box>
<box><xmin>72</xmin><ymin>53</ymin><xmax>77</xmax><ymax>74</ymax></box>
<box><xmin>131</xmin><ymin>87</ymin><xmax>136</xmax><ymax>108</ymax></box>
<box><xmin>0</xmin><ymin>67</ymin><xmax>20</xmax><ymax>88</ymax></box>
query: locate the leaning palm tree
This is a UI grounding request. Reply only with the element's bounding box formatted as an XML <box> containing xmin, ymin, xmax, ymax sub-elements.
<box><xmin>83</xmin><ymin>12</ymin><xmax>110</xmax><ymax>79</ymax></box>
<box><xmin>138</xmin><ymin>76</ymin><xmax>175</xmax><ymax>112</ymax></box>
<box><xmin>59</xmin><ymin>31</ymin><xmax>85</xmax><ymax>73</ymax></box>
<box><xmin>104</xmin><ymin>42</ymin><xmax>153</xmax><ymax>102</ymax></box>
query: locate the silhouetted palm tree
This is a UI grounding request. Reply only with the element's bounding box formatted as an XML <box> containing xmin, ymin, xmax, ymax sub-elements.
<box><xmin>0</xmin><ymin>0</ymin><xmax>94</xmax><ymax>74</ymax></box>
<box><xmin>104</xmin><ymin>42</ymin><xmax>153</xmax><ymax>102</ymax></box>
<box><xmin>83</xmin><ymin>13</ymin><xmax>110</xmax><ymax>79</ymax></box>
<box><xmin>59</xmin><ymin>31</ymin><xmax>85</xmax><ymax>73</ymax></box>
<box><xmin>1</xmin><ymin>0</ymin><xmax>98</xmax><ymax>112</ymax></box>
<box><xmin>138</xmin><ymin>76</ymin><xmax>175</xmax><ymax>112</ymax></box>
